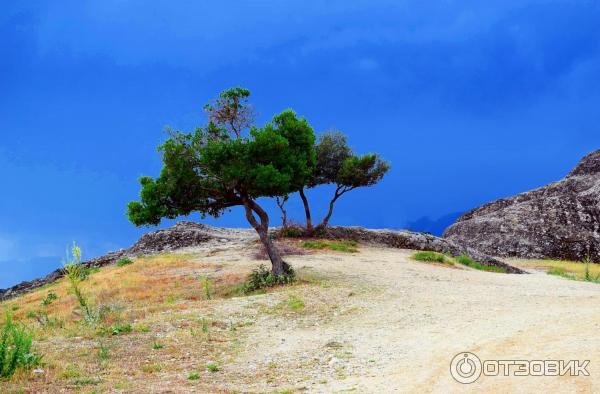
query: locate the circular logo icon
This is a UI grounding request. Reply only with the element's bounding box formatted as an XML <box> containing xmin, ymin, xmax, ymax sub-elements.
<box><xmin>450</xmin><ymin>352</ymin><xmax>482</xmax><ymax>384</ymax></box>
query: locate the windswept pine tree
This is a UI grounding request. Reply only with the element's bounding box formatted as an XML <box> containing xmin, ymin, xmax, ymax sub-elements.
<box><xmin>297</xmin><ymin>131</ymin><xmax>390</xmax><ymax>233</ymax></box>
<box><xmin>127</xmin><ymin>88</ymin><xmax>316</xmax><ymax>276</ymax></box>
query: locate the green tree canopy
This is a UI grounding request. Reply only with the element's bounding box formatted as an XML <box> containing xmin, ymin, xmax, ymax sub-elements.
<box><xmin>128</xmin><ymin>88</ymin><xmax>315</xmax><ymax>275</ymax></box>
<box><xmin>312</xmin><ymin>131</ymin><xmax>352</xmax><ymax>187</ymax></box>
<box><xmin>295</xmin><ymin>130</ymin><xmax>390</xmax><ymax>232</ymax></box>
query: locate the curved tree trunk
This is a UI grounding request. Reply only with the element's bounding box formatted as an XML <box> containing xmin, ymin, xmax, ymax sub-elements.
<box><xmin>299</xmin><ymin>188</ymin><xmax>313</xmax><ymax>234</ymax></box>
<box><xmin>317</xmin><ymin>193</ymin><xmax>340</xmax><ymax>230</ymax></box>
<box><xmin>316</xmin><ymin>185</ymin><xmax>353</xmax><ymax>230</ymax></box>
<box><xmin>276</xmin><ymin>196</ymin><xmax>288</xmax><ymax>228</ymax></box>
<box><xmin>242</xmin><ymin>197</ymin><xmax>287</xmax><ymax>276</ymax></box>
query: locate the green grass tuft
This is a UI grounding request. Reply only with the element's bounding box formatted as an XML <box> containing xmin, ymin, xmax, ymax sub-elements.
<box><xmin>116</xmin><ymin>258</ymin><xmax>133</xmax><ymax>267</ymax></box>
<box><xmin>455</xmin><ymin>255</ymin><xmax>508</xmax><ymax>273</ymax></box>
<box><xmin>141</xmin><ymin>363</ymin><xmax>162</xmax><ymax>373</ymax></box>
<box><xmin>41</xmin><ymin>292</ymin><xmax>58</xmax><ymax>306</ymax></box>
<box><xmin>547</xmin><ymin>267</ymin><xmax>577</xmax><ymax>280</ymax></box>
<box><xmin>583</xmin><ymin>257</ymin><xmax>600</xmax><ymax>283</ymax></box>
<box><xmin>412</xmin><ymin>251</ymin><xmax>451</xmax><ymax>264</ymax></box>
<box><xmin>302</xmin><ymin>240</ymin><xmax>358</xmax><ymax>253</ymax></box>
<box><xmin>71</xmin><ymin>377</ymin><xmax>102</xmax><ymax>386</ymax></box>
<box><xmin>97</xmin><ymin>342</ymin><xmax>110</xmax><ymax>361</ymax></box>
<box><xmin>99</xmin><ymin>323</ymin><xmax>132</xmax><ymax>336</ymax></box>
<box><xmin>152</xmin><ymin>341</ymin><xmax>164</xmax><ymax>350</ymax></box>
<box><xmin>287</xmin><ymin>295</ymin><xmax>305</xmax><ymax>311</ymax></box>
<box><xmin>188</xmin><ymin>371</ymin><xmax>201</xmax><ymax>380</ymax></box>
<box><xmin>200</xmin><ymin>277</ymin><xmax>212</xmax><ymax>300</ymax></box>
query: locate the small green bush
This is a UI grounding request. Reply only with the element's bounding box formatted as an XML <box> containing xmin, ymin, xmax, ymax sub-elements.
<box><xmin>41</xmin><ymin>292</ymin><xmax>58</xmax><ymax>306</ymax></box>
<box><xmin>107</xmin><ymin>323</ymin><xmax>132</xmax><ymax>336</ymax></box>
<box><xmin>279</xmin><ymin>226</ymin><xmax>305</xmax><ymax>238</ymax></box>
<box><xmin>188</xmin><ymin>371</ymin><xmax>201</xmax><ymax>380</ymax></box>
<box><xmin>206</xmin><ymin>363</ymin><xmax>219</xmax><ymax>373</ymax></box>
<box><xmin>0</xmin><ymin>316</ymin><xmax>42</xmax><ymax>379</ymax></box>
<box><xmin>455</xmin><ymin>255</ymin><xmax>507</xmax><ymax>273</ymax></box>
<box><xmin>98</xmin><ymin>321</ymin><xmax>132</xmax><ymax>336</ymax></box>
<box><xmin>152</xmin><ymin>342</ymin><xmax>164</xmax><ymax>350</ymax></box>
<box><xmin>242</xmin><ymin>264</ymin><xmax>295</xmax><ymax>294</ymax></box>
<box><xmin>116</xmin><ymin>258</ymin><xmax>133</xmax><ymax>267</ymax></box>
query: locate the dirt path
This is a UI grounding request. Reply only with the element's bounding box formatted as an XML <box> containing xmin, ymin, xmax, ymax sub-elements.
<box><xmin>197</xmin><ymin>244</ymin><xmax>600</xmax><ymax>393</ymax></box>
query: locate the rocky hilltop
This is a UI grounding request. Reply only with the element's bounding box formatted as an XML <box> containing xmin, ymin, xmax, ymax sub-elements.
<box><xmin>444</xmin><ymin>149</ymin><xmax>600</xmax><ymax>261</ymax></box>
<box><xmin>0</xmin><ymin>223</ymin><xmax>254</xmax><ymax>301</ymax></box>
<box><xmin>0</xmin><ymin>222</ymin><xmax>524</xmax><ymax>301</ymax></box>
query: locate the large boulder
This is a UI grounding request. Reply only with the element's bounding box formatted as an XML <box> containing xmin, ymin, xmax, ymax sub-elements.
<box><xmin>444</xmin><ymin>150</ymin><xmax>600</xmax><ymax>261</ymax></box>
<box><xmin>128</xmin><ymin>221</ymin><xmax>216</xmax><ymax>255</ymax></box>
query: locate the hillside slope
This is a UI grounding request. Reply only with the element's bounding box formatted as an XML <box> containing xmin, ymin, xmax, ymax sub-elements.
<box><xmin>0</xmin><ymin>223</ymin><xmax>523</xmax><ymax>301</ymax></box>
<box><xmin>1</xmin><ymin>240</ymin><xmax>598</xmax><ymax>393</ymax></box>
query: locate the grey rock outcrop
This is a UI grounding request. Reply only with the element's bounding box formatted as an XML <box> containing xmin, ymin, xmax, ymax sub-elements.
<box><xmin>444</xmin><ymin>149</ymin><xmax>600</xmax><ymax>261</ymax></box>
<box><xmin>128</xmin><ymin>222</ymin><xmax>215</xmax><ymax>254</ymax></box>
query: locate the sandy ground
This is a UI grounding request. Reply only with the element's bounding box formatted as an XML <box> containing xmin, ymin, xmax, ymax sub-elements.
<box><xmin>3</xmin><ymin>236</ymin><xmax>599</xmax><ymax>393</ymax></box>
<box><xmin>194</xmin><ymin>242</ymin><xmax>600</xmax><ymax>393</ymax></box>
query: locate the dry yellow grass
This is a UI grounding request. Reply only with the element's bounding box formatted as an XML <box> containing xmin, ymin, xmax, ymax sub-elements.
<box><xmin>3</xmin><ymin>253</ymin><xmax>256</xmax><ymax>326</ymax></box>
<box><xmin>512</xmin><ymin>258</ymin><xmax>600</xmax><ymax>280</ymax></box>
<box><xmin>0</xmin><ymin>253</ymin><xmax>252</xmax><ymax>392</ymax></box>
<box><xmin>0</xmin><ymin>251</ymin><xmax>345</xmax><ymax>393</ymax></box>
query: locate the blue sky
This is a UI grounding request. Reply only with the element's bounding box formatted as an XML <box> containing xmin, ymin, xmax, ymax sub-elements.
<box><xmin>2</xmin><ymin>1</ymin><xmax>600</xmax><ymax>287</ymax></box>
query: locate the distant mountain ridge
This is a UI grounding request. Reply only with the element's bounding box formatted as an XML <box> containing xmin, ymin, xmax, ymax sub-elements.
<box><xmin>405</xmin><ymin>212</ymin><xmax>463</xmax><ymax>236</ymax></box>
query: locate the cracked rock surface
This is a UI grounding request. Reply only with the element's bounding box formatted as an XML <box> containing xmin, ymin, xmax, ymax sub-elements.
<box><xmin>444</xmin><ymin>149</ymin><xmax>600</xmax><ymax>261</ymax></box>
